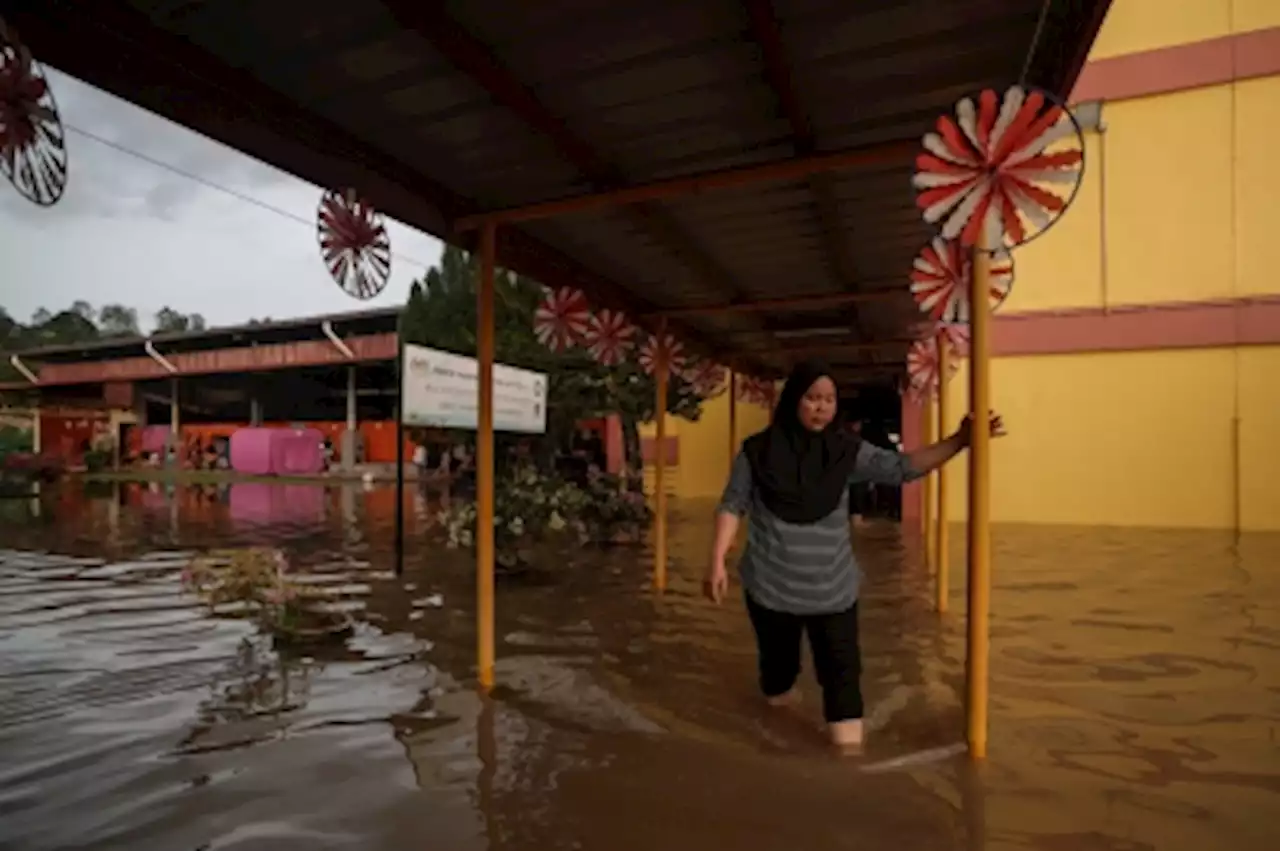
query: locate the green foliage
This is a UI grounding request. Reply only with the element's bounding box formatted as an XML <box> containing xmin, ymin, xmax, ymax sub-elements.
<box><xmin>434</xmin><ymin>465</ymin><xmax>651</xmax><ymax>569</ymax></box>
<box><xmin>83</xmin><ymin>449</ymin><xmax>113</xmax><ymax>472</ymax></box>
<box><xmin>29</xmin><ymin>310</ymin><xmax>98</xmax><ymax>346</ymax></box>
<box><xmin>399</xmin><ymin>245</ymin><xmax>708</xmax><ymax>464</ymax></box>
<box><xmin>98</xmin><ymin>304</ymin><xmax>140</xmax><ymax>337</ymax></box>
<box><xmin>0</xmin><ymin>302</ymin><xmax>206</xmax><ymax>383</ymax></box>
<box><xmin>578</xmin><ymin>471</ymin><xmax>652</xmax><ymax>544</ymax></box>
<box><xmin>184</xmin><ymin>547</ymin><xmax>352</xmax><ymax>645</ymax></box>
<box><xmin>154</xmin><ymin>306</ymin><xmax>206</xmax><ymax>333</ymax></box>
<box><xmin>436</xmin><ymin>465</ymin><xmax>592</xmax><ymax>569</ymax></box>
<box><xmin>0</xmin><ymin>425</ymin><xmax>33</xmax><ymax>457</ymax></box>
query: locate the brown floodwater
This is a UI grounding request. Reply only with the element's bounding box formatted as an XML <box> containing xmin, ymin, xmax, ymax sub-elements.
<box><xmin>0</xmin><ymin>481</ymin><xmax>1277</xmax><ymax>851</ymax></box>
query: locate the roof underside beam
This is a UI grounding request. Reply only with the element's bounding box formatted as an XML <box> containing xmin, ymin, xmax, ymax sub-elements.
<box><xmin>452</xmin><ymin>139</ymin><xmax>915</xmax><ymax>231</ymax></box>
<box><xmin>647</xmin><ymin>287</ymin><xmax>900</xmax><ymax>319</ymax></box>
<box><xmin>0</xmin><ymin>0</ymin><xmax>739</xmax><ymax>365</ymax></box>
<box><xmin>743</xmin><ymin>0</ymin><xmax>868</xmax><ymax>345</ymax></box>
<box><xmin>380</xmin><ymin>1</ymin><xmax>779</xmax><ymax>363</ymax></box>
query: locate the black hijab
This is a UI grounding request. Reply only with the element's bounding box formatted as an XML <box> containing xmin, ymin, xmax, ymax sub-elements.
<box><xmin>742</xmin><ymin>360</ymin><xmax>860</xmax><ymax>524</ymax></box>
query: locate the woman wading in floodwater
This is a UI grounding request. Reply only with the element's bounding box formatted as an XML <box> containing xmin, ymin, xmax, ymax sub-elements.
<box><xmin>706</xmin><ymin>360</ymin><xmax>1003</xmax><ymax>750</ymax></box>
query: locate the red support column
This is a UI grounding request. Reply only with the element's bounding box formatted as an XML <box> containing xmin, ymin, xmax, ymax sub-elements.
<box><xmin>899</xmin><ymin>392</ymin><xmax>924</xmax><ymax>531</ymax></box>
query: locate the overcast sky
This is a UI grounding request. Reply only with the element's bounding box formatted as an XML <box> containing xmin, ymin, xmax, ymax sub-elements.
<box><xmin>0</xmin><ymin>68</ymin><xmax>443</xmax><ymax>333</ymax></box>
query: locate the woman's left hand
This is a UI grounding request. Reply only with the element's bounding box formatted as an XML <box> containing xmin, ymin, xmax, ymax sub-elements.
<box><xmin>958</xmin><ymin>412</ymin><xmax>1006</xmax><ymax>447</ymax></box>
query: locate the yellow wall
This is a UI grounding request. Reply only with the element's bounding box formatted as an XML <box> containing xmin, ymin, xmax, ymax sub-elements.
<box><xmin>1237</xmin><ymin>346</ymin><xmax>1280</xmax><ymax>531</ymax></box>
<box><xmin>1236</xmin><ymin>75</ymin><xmax>1280</xmax><ymax>297</ymax></box>
<box><xmin>1104</xmin><ymin>87</ymin><xmax>1236</xmax><ymax>304</ymax></box>
<box><xmin>639</xmin><ymin>384</ymin><xmax>772</xmax><ymax>499</ymax></box>
<box><xmin>964</xmin><ymin>2</ymin><xmax>1280</xmax><ymax>531</ymax></box>
<box><xmin>678</xmin><ymin>389</ymin><xmax>771</xmax><ymax>498</ymax></box>
<box><xmin>939</xmin><ymin>346</ymin><xmax>1278</xmax><ymax>531</ymax></box>
<box><xmin>1007</xmin><ymin>72</ymin><xmax>1280</xmax><ymax>312</ymax></box>
<box><xmin>1087</xmin><ymin>0</ymin><xmax>1280</xmax><ymax>60</ymax></box>
<box><xmin>647</xmin><ymin>0</ymin><xmax>1280</xmax><ymax>529</ymax></box>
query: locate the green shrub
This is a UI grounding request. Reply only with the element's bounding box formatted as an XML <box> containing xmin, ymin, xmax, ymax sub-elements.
<box><xmin>83</xmin><ymin>448</ymin><xmax>113</xmax><ymax>472</ymax></box>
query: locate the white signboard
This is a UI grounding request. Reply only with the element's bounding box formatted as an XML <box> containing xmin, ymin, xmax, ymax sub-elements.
<box><xmin>400</xmin><ymin>343</ymin><xmax>548</xmax><ymax>434</ymax></box>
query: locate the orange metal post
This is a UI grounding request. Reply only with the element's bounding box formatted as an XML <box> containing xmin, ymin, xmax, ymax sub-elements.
<box><xmin>936</xmin><ymin>333</ymin><xmax>951</xmax><ymax>613</ymax></box>
<box><xmin>653</xmin><ymin>320</ymin><xmax>670</xmax><ymax>592</ymax></box>
<box><xmin>476</xmin><ymin>222</ymin><xmax>497</xmax><ymax>689</ymax></box>
<box><xmin>966</xmin><ymin>248</ymin><xmax>994</xmax><ymax>758</ymax></box>
<box><xmin>921</xmin><ymin>394</ymin><xmax>936</xmax><ymax>571</ymax></box>
<box><xmin>728</xmin><ymin>369</ymin><xmax>738</xmax><ymax>457</ymax></box>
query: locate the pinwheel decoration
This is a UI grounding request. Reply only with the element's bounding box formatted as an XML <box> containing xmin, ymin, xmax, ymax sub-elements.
<box><xmin>316</xmin><ymin>188</ymin><xmax>392</xmax><ymax>300</ymax></box>
<box><xmin>682</xmin><ymin>360</ymin><xmax>728</xmax><ymax>398</ymax></box>
<box><xmin>0</xmin><ymin>17</ymin><xmax>68</xmax><ymax>207</ymax></box>
<box><xmin>910</xmin><ymin>236</ymin><xmax>1014</xmax><ymax>324</ymax></box>
<box><xmin>581</xmin><ymin>308</ymin><xmax>635</xmax><ymax>366</ymax></box>
<box><xmin>737</xmin><ymin>376</ymin><xmax>775</xmax><ymax>407</ymax></box>
<box><xmin>912</xmin><ymin>85</ymin><xmax>1085</xmax><ymax>251</ymax></box>
<box><xmin>638</xmin><ymin>332</ymin><xmax>686</xmax><ymax>377</ymax></box>
<box><xmin>905</xmin><ymin>335</ymin><xmax>961</xmax><ymax>401</ymax></box>
<box><xmin>937</xmin><ymin>322</ymin><xmax>971</xmax><ymax>359</ymax></box>
<box><xmin>909</xmin><ymin>320</ymin><xmax>971</xmax><ymax>359</ymax></box>
<box><xmin>533</xmin><ymin>286</ymin><xmax>591</xmax><ymax>352</ymax></box>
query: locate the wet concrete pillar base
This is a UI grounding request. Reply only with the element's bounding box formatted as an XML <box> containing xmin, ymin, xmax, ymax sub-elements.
<box><xmin>341</xmin><ymin>430</ymin><xmax>360</xmax><ymax>471</ymax></box>
<box><xmin>343</xmin><ymin>365</ymin><xmax>358</xmax><ymax>471</ymax></box>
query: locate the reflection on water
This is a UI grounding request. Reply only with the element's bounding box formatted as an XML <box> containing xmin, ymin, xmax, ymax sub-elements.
<box><xmin>0</xmin><ymin>482</ymin><xmax>1277</xmax><ymax>850</ymax></box>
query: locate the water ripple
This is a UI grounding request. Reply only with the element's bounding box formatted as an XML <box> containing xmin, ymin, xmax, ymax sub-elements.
<box><xmin>0</xmin><ymin>485</ymin><xmax>1275</xmax><ymax>850</ymax></box>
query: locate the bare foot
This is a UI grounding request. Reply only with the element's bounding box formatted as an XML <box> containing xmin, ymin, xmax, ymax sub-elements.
<box><xmin>765</xmin><ymin>688</ymin><xmax>802</xmax><ymax>708</ymax></box>
<box><xmin>828</xmin><ymin>718</ymin><xmax>864</xmax><ymax>753</ymax></box>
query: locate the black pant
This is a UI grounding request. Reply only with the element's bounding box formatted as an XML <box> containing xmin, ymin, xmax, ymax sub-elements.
<box><xmin>745</xmin><ymin>593</ymin><xmax>863</xmax><ymax>723</ymax></box>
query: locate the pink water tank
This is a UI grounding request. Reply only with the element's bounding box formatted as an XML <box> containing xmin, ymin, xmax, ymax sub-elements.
<box><xmin>229</xmin><ymin>427</ymin><xmax>325</xmax><ymax>476</ymax></box>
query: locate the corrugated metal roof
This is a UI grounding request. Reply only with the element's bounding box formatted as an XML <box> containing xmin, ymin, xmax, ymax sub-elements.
<box><xmin>4</xmin><ymin>0</ymin><xmax>1110</xmax><ymax>384</ymax></box>
<box><xmin>7</xmin><ymin>307</ymin><xmax>401</xmax><ymax>363</ymax></box>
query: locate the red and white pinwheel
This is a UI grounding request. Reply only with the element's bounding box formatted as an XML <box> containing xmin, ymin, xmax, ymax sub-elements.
<box><xmin>910</xmin><ymin>237</ymin><xmax>1014</xmax><ymax>324</ymax></box>
<box><xmin>905</xmin><ymin>336</ymin><xmax>961</xmax><ymax>401</ymax></box>
<box><xmin>638</xmin><ymin>332</ymin><xmax>686</xmax><ymax>377</ymax></box>
<box><xmin>737</xmin><ymin>376</ymin><xmax>775</xmax><ymax>407</ymax></box>
<box><xmin>581</xmin><ymin>308</ymin><xmax>635</xmax><ymax>366</ymax></box>
<box><xmin>682</xmin><ymin>360</ymin><xmax>728</xmax><ymax>398</ymax></box>
<box><xmin>909</xmin><ymin>320</ymin><xmax>971</xmax><ymax>359</ymax></box>
<box><xmin>0</xmin><ymin>17</ymin><xmax>68</xmax><ymax>206</ymax></box>
<box><xmin>937</xmin><ymin>322</ymin><xmax>970</xmax><ymax>359</ymax></box>
<box><xmin>533</xmin><ymin>286</ymin><xmax>591</xmax><ymax>352</ymax></box>
<box><xmin>912</xmin><ymin>85</ymin><xmax>1085</xmax><ymax>251</ymax></box>
<box><xmin>316</xmin><ymin>188</ymin><xmax>392</xmax><ymax>300</ymax></box>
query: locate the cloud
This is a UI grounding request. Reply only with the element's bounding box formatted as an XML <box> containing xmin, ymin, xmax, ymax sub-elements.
<box><xmin>0</xmin><ymin>68</ymin><xmax>294</xmax><ymax>221</ymax></box>
<box><xmin>0</xmin><ymin>66</ymin><xmax>442</xmax><ymax>333</ymax></box>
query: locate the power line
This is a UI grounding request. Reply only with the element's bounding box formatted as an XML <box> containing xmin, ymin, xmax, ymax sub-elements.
<box><xmin>62</xmin><ymin>122</ymin><xmax>434</xmax><ymax>271</ymax></box>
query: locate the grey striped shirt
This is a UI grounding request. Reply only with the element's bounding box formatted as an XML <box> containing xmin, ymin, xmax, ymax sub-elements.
<box><xmin>717</xmin><ymin>443</ymin><xmax>922</xmax><ymax>615</ymax></box>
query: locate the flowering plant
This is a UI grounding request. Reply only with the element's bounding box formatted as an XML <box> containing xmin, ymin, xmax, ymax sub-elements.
<box><xmin>436</xmin><ymin>465</ymin><xmax>593</xmax><ymax>568</ymax></box>
<box><xmin>183</xmin><ymin>547</ymin><xmax>350</xmax><ymax>644</ymax></box>
<box><xmin>435</xmin><ymin>466</ymin><xmax>655</xmax><ymax>565</ymax></box>
<box><xmin>579</xmin><ymin>470</ymin><xmax>652</xmax><ymax>544</ymax></box>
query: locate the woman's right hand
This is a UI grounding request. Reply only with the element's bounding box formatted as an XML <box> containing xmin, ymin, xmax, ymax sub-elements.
<box><xmin>703</xmin><ymin>559</ymin><xmax>729</xmax><ymax>604</ymax></box>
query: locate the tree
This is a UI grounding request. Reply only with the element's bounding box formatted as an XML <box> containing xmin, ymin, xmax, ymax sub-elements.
<box><xmin>0</xmin><ymin>300</ymin><xmax>203</xmax><ymax>387</ymax></box>
<box><xmin>98</xmin><ymin>304</ymin><xmax>140</xmax><ymax>337</ymax></box>
<box><xmin>154</xmin><ymin>307</ymin><xmax>205</xmax><ymax>333</ymax></box>
<box><xmin>153</xmin><ymin>307</ymin><xmax>186</xmax><ymax>333</ymax></box>
<box><xmin>0</xmin><ymin>308</ymin><xmax>17</xmax><ymax>345</ymax></box>
<box><xmin>399</xmin><ymin>244</ymin><xmax>708</xmax><ymax>470</ymax></box>
<box><xmin>399</xmin><ymin>281</ymin><xmax>432</xmax><ymax>347</ymax></box>
<box><xmin>35</xmin><ymin>310</ymin><xmax>98</xmax><ymax>345</ymax></box>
